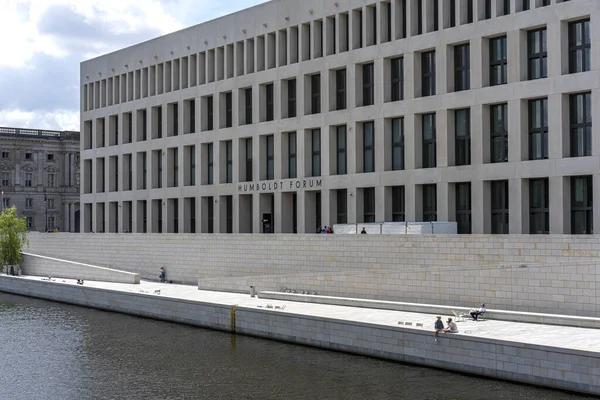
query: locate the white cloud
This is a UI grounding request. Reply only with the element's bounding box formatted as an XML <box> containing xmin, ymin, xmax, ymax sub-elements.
<box><xmin>0</xmin><ymin>108</ymin><xmax>79</xmax><ymax>131</ymax></box>
<box><xmin>0</xmin><ymin>0</ymin><xmax>269</xmax><ymax>130</ymax></box>
<box><xmin>0</xmin><ymin>0</ymin><xmax>185</xmax><ymax>68</ymax></box>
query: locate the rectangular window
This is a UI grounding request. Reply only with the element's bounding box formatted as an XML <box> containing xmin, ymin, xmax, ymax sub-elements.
<box><xmin>571</xmin><ymin>176</ymin><xmax>593</xmax><ymax>234</ymax></box>
<box><xmin>433</xmin><ymin>0</ymin><xmax>439</xmax><ymax>31</ymax></box>
<box><xmin>189</xmin><ymin>100</ymin><xmax>195</xmax><ymax>134</ymax></box>
<box><xmin>490</xmin><ymin>36</ymin><xmax>508</xmax><ymax>86</ymax></box>
<box><xmin>467</xmin><ymin>0</ymin><xmax>473</xmax><ymax>23</ymax></box>
<box><xmin>142</xmin><ymin>152</ymin><xmax>148</xmax><ymax>189</ymax></box>
<box><xmin>423</xmin><ymin>184</ymin><xmax>437</xmax><ymax>222</ymax></box>
<box><xmin>391</xmin><ymin>57</ymin><xmax>404</xmax><ymax>102</ymax></box>
<box><xmin>173</xmin><ymin>104</ymin><xmax>178</xmax><ymax>136</ymax></box>
<box><xmin>225</xmin><ymin>92</ymin><xmax>233</xmax><ymax>128</ymax></box>
<box><xmin>391</xmin><ymin>186</ymin><xmax>405</xmax><ymax>222</ymax></box>
<box><xmin>266</xmin><ymin>135</ymin><xmax>274</xmax><ymax>180</ymax></box>
<box><xmin>245</xmin><ymin>138</ymin><xmax>253</xmax><ymax>182</ymax></box>
<box><xmin>2</xmin><ymin>197</ymin><xmax>9</xmax><ymax>209</ymax></box>
<box><xmin>47</xmin><ymin>173</ymin><xmax>55</xmax><ymax>187</ymax></box>
<box><xmin>207</xmin><ymin>96</ymin><xmax>214</xmax><ymax>131</ymax></box>
<box><xmin>207</xmin><ymin>143</ymin><xmax>213</xmax><ymax>185</ymax></box>
<box><xmin>450</xmin><ymin>0</ymin><xmax>456</xmax><ymax>27</ymax></box>
<box><xmin>484</xmin><ymin>0</ymin><xmax>491</xmax><ymax>19</ymax></box>
<box><xmin>363</xmin><ymin>121</ymin><xmax>375</xmax><ymax>173</ymax></box>
<box><xmin>455</xmin><ymin>182</ymin><xmax>471</xmax><ymax>234</ymax></box>
<box><xmin>207</xmin><ymin>198</ymin><xmax>213</xmax><ymax>234</ymax></box>
<box><xmin>502</xmin><ymin>0</ymin><xmax>510</xmax><ymax>15</ymax></box>
<box><xmin>522</xmin><ymin>0</ymin><xmax>530</xmax><ymax>11</ymax></box>
<box><xmin>287</xmin><ymin>79</ymin><xmax>296</xmax><ymax>118</ymax></box>
<box><xmin>491</xmin><ymin>180</ymin><xmax>509</xmax><ymax>234</ymax></box>
<box><xmin>47</xmin><ymin>198</ymin><xmax>55</xmax><ymax>209</ymax></box>
<box><xmin>288</xmin><ymin>132</ymin><xmax>297</xmax><ymax>179</ymax></box>
<box><xmin>417</xmin><ymin>0</ymin><xmax>423</xmax><ymax>34</ymax></box>
<box><xmin>422</xmin><ymin>51</ymin><xmax>436</xmax><ymax>96</ymax></box>
<box><xmin>226</xmin><ymin>141</ymin><xmax>233</xmax><ymax>184</ymax></box>
<box><xmin>25</xmin><ymin>152</ymin><xmax>32</xmax><ymax>160</ymax></box>
<box><xmin>226</xmin><ymin>196</ymin><xmax>233</xmax><ymax>234</ymax></box>
<box><xmin>337</xmin><ymin>189</ymin><xmax>347</xmax><ymax>224</ymax></box>
<box><xmin>454</xmin><ymin>44</ymin><xmax>470</xmax><ymax>91</ymax></box>
<box><xmin>47</xmin><ymin>154</ymin><xmax>54</xmax><ymax>161</ymax></box>
<box><xmin>25</xmin><ymin>198</ymin><xmax>33</xmax><ymax>208</ymax></box>
<box><xmin>422</xmin><ymin>113</ymin><xmax>436</xmax><ymax>168</ymax></box>
<box><xmin>570</xmin><ymin>92</ymin><xmax>592</xmax><ymax>158</ymax></box>
<box><xmin>363</xmin><ymin>63</ymin><xmax>375</xmax><ymax>106</ymax></box>
<box><xmin>528</xmin><ymin>28</ymin><xmax>547</xmax><ymax>80</ymax></box>
<box><xmin>266</xmin><ymin>83</ymin><xmax>274</xmax><ymax>121</ymax></box>
<box><xmin>455</xmin><ymin>108</ymin><xmax>471</xmax><ymax>166</ymax></box>
<box><xmin>1</xmin><ymin>171</ymin><xmax>9</xmax><ymax>187</ymax></box>
<box><xmin>26</xmin><ymin>217</ymin><xmax>33</xmax><ymax>229</ymax></box>
<box><xmin>336</xmin><ymin>125</ymin><xmax>347</xmax><ymax>175</ymax></box>
<box><xmin>25</xmin><ymin>172</ymin><xmax>32</xmax><ymax>187</ymax></box>
<box><xmin>363</xmin><ymin>187</ymin><xmax>375</xmax><ymax>223</ymax></box>
<box><xmin>311</xmin><ymin>129</ymin><xmax>321</xmax><ymax>177</ymax></box>
<box><xmin>0</xmin><ymin>151</ymin><xmax>8</xmax><ymax>159</ymax></box>
<box><xmin>391</xmin><ymin>117</ymin><xmax>404</xmax><ymax>171</ymax></box>
<box><xmin>189</xmin><ymin>148</ymin><xmax>195</xmax><ymax>186</ymax></box>
<box><xmin>491</xmin><ymin>103</ymin><xmax>509</xmax><ymax>163</ymax></box>
<box><xmin>529</xmin><ymin>98</ymin><xmax>548</xmax><ymax>160</ymax></box>
<box><xmin>569</xmin><ymin>20</ymin><xmax>591</xmax><ymax>74</ymax></box>
<box><xmin>311</xmin><ymin>74</ymin><xmax>321</xmax><ymax>114</ymax></box>
<box><xmin>245</xmin><ymin>88</ymin><xmax>253</xmax><ymax>124</ymax></box>
<box><xmin>157</xmin><ymin>107</ymin><xmax>162</xmax><ymax>139</ymax></box>
<box><xmin>336</xmin><ymin>69</ymin><xmax>347</xmax><ymax>110</ymax></box>
<box><xmin>529</xmin><ymin>178</ymin><xmax>549</xmax><ymax>234</ymax></box>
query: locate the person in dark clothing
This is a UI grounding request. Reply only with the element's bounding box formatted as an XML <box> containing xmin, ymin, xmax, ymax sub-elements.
<box><xmin>470</xmin><ymin>303</ymin><xmax>487</xmax><ymax>320</ymax></box>
<box><xmin>434</xmin><ymin>316</ymin><xmax>444</xmax><ymax>338</ymax></box>
<box><xmin>361</xmin><ymin>227</ymin><xmax>367</xmax><ymax>234</ymax></box>
<box><xmin>159</xmin><ymin>267</ymin><xmax>166</xmax><ymax>283</ymax></box>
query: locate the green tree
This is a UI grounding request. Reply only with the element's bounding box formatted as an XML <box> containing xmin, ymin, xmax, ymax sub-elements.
<box><xmin>0</xmin><ymin>206</ymin><xmax>29</xmax><ymax>273</ymax></box>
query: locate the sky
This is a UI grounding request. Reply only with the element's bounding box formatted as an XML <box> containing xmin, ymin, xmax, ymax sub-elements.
<box><xmin>0</xmin><ymin>0</ymin><xmax>269</xmax><ymax>131</ymax></box>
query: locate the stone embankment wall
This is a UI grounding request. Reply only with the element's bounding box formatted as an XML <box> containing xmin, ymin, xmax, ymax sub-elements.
<box><xmin>0</xmin><ymin>276</ymin><xmax>598</xmax><ymax>397</ymax></box>
<box><xmin>25</xmin><ymin>233</ymin><xmax>600</xmax><ymax>316</ymax></box>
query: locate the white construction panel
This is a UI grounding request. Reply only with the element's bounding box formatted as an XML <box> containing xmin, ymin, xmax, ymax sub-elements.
<box><xmin>432</xmin><ymin>222</ymin><xmax>458</xmax><ymax>234</ymax></box>
<box><xmin>360</xmin><ymin>223</ymin><xmax>382</xmax><ymax>234</ymax></box>
<box><xmin>381</xmin><ymin>222</ymin><xmax>407</xmax><ymax>234</ymax></box>
<box><xmin>333</xmin><ymin>224</ymin><xmax>357</xmax><ymax>234</ymax></box>
<box><xmin>406</xmin><ymin>222</ymin><xmax>433</xmax><ymax>234</ymax></box>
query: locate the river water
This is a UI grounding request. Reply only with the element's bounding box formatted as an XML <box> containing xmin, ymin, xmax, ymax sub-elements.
<box><xmin>0</xmin><ymin>293</ymin><xmax>592</xmax><ymax>400</ymax></box>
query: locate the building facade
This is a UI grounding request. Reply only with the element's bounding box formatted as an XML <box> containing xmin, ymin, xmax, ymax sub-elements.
<box><xmin>0</xmin><ymin>127</ymin><xmax>80</xmax><ymax>232</ymax></box>
<box><xmin>80</xmin><ymin>0</ymin><xmax>598</xmax><ymax>235</ymax></box>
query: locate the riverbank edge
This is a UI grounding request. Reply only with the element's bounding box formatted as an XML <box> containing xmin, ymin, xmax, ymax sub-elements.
<box><xmin>1</xmin><ymin>276</ymin><xmax>598</xmax><ymax>396</ymax></box>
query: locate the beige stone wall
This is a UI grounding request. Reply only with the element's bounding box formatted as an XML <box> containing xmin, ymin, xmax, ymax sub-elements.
<box><xmin>25</xmin><ymin>233</ymin><xmax>600</xmax><ymax>316</ymax></box>
<box><xmin>21</xmin><ymin>253</ymin><xmax>139</xmax><ymax>284</ymax></box>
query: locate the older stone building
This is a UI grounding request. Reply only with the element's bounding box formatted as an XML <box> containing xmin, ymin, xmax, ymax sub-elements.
<box><xmin>0</xmin><ymin>127</ymin><xmax>80</xmax><ymax>232</ymax></box>
<box><xmin>80</xmin><ymin>0</ymin><xmax>598</xmax><ymax>235</ymax></box>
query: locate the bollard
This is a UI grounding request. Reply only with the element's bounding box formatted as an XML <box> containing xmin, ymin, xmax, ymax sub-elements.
<box><xmin>250</xmin><ymin>286</ymin><xmax>256</xmax><ymax>297</ymax></box>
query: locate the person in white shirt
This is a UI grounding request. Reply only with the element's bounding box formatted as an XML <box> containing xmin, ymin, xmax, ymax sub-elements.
<box><xmin>443</xmin><ymin>318</ymin><xmax>458</xmax><ymax>333</ymax></box>
<box><xmin>470</xmin><ymin>303</ymin><xmax>486</xmax><ymax>321</ymax></box>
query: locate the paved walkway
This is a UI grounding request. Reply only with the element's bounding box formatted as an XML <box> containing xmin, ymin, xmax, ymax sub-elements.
<box><xmin>23</xmin><ymin>276</ymin><xmax>600</xmax><ymax>353</ymax></box>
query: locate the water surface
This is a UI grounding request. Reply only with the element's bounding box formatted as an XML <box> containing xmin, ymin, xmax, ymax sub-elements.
<box><xmin>0</xmin><ymin>293</ymin><xmax>592</xmax><ymax>400</ymax></box>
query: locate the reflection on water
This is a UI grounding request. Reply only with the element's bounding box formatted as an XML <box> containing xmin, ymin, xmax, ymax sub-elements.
<box><xmin>0</xmin><ymin>293</ymin><xmax>591</xmax><ymax>400</ymax></box>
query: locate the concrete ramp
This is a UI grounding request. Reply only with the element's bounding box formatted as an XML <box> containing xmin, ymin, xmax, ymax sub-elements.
<box><xmin>21</xmin><ymin>253</ymin><xmax>140</xmax><ymax>284</ymax></box>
